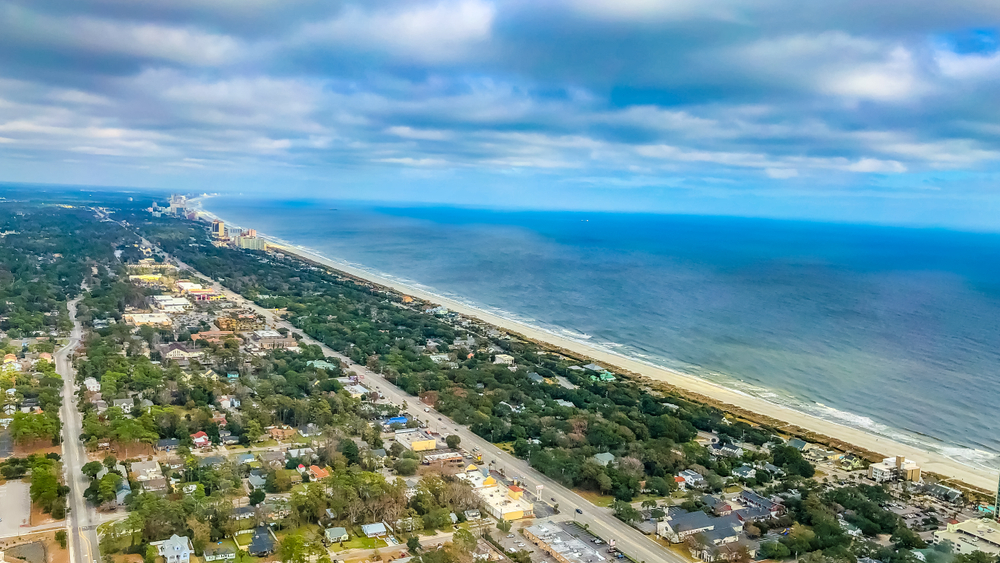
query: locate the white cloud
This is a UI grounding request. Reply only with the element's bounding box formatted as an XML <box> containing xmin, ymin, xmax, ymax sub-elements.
<box><xmin>935</xmin><ymin>49</ymin><xmax>1000</xmax><ymax>79</ymax></box>
<box><xmin>566</xmin><ymin>0</ymin><xmax>738</xmax><ymax>22</ymax></box>
<box><xmin>844</xmin><ymin>158</ymin><xmax>906</xmax><ymax>173</ymax></box>
<box><xmin>386</xmin><ymin>126</ymin><xmax>451</xmax><ymax>140</ymax></box>
<box><xmin>766</xmin><ymin>168</ymin><xmax>798</xmax><ymax>179</ymax></box>
<box><xmin>301</xmin><ymin>0</ymin><xmax>495</xmax><ymax>63</ymax></box>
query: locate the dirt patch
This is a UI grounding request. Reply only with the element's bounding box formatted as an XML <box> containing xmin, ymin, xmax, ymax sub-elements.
<box><xmin>6</xmin><ymin>541</ymin><xmax>46</xmax><ymax>563</ymax></box>
<box><xmin>29</xmin><ymin>502</ymin><xmax>63</xmax><ymax>526</ymax></box>
<box><xmin>101</xmin><ymin>554</ymin><xmax>144</xmax><ymax>563</ymax></box>
<box><xmin>13</xmin><ymin>443</ymin><xmax>62</xmax><ymax>458</ymax></box>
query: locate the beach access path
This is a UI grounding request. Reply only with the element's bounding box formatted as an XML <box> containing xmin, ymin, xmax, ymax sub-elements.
<box><xmin>216</xmin><ymin>239</ymin><xmax>995</xmax><ymax>493</ymax></box>
<box><xmin>165</xmin><ymin>250</ymin><xmax>690</xmax><ymax>563</ymax></box>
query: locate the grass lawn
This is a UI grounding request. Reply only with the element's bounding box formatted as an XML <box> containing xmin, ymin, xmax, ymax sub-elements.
<box><xmin>574</xmin><ymin>489</ymin><xmax>616</xmax><ymax>507</ymax></box>
<box><xmin>330</xmin><ymin>533</ymin><xmax>387</xmax><ymax>553</ymax></box>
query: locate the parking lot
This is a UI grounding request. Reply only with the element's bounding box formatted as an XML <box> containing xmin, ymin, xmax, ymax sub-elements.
<box><xmin>0</xmin><ymin>480</ymin><xmax>32</xmax><ymax>537</ymax></box>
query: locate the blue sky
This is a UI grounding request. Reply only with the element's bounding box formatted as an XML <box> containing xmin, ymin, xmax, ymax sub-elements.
<box><xmin>1</xmin><ymin>1</ymin><xmax>999</xmax><ymax>228</ymax></box>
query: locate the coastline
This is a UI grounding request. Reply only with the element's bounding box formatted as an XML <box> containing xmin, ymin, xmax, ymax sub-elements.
<box><xmin>196</xmin><ymin>202</ymin><xmax>998</xmax><ymax>493</ymax></box>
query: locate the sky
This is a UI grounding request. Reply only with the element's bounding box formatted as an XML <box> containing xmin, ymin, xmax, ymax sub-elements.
<box><xmin>1</xmin><ymin>1</ymin><xmax>1000</xmax><ymax>228</ymax></box>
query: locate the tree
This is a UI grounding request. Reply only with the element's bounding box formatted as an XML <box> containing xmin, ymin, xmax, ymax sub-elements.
<box><xmin>407</xmin><ymin>536</ymin><xmax>422</xmax><ymax>553</ymax></box>
<box><xmin>55</xmin><ymin>530</ymin><xmax>67</xmax><ymax>549</ymax></box>
<box><xmin>445</xmin><ymin>435</ymin><xmax>461</xmax><ymax>449</ymax></box>
<box><xmin>760</xmin><ymin>542</ymin><xmax>791</xmax><ymax>559</ymax></box>
<box><xmin>611</xmin><ymin>500</ymin><xmax>641</xmax><ymax>524</ymax></box>
<box><xmin>249</xmin><ymin>488</ymin><xmax>266</xmax><ymax>506</ymax></box>
<box><xmin>82</xmin><ymin>461</ymin><xmax>103</xmax><ymax>479</ymax></box>
<box><xmin>497</xmin><ymin>519</ymin><xmax>512</xmax><ymax>533</ymax></box>
<box><xmin>396</xmin><ymin>458</ymin><xmax>418</xmax><ymax>476</ymax></box>
<box><xmin>339</xmin><ymin>440</ymin><xmax>360</xmax><ymax>465</ymax></box>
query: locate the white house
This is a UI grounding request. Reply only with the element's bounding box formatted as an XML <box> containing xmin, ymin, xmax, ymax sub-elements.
<box><xmin>153</xmin><ymin>535</ymin><xmax>192</xmax><ymax>563</ymax></box>
<box><xmin>83</xmin><ymin>377</ymin><xmax>101</xmax><ymax>393</ymax></box>
<box><xmin>218</xmin><ymin>395</ymin><xmax>241</xmax><ymax>411</ymax></box>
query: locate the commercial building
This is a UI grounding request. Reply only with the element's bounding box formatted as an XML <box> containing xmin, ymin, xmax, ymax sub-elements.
<box><xmin>394</xmin><ymin>429</ymin><xmax>438</xmax><ymax>452</ymax></box>
<box><xmin>151</xmin><ymin>295</ymin><xmax>191</xmax><ymax>311</ymax></box>
<box><xmin>868</xmin><ymin>456</ymin><xmax>921</xmax><ymax>483</ymax></box>
<box><xmin>123</xmin><ymin>313</ymin><xmax>172</xmax><ymax>327</ymax></box>
<box><xmin>250</xmin><ymin>330</ymin><xmax>296</xmax><ymax>350</ymax></box>
<box><xmin>933</xmin><ymin>518</ymin><xmax>1000</xmax><ymax>556</ymax></box>
<box><xmin>212</xmin><ymin>220</ymin><xmax>226</xmax><ymax>239</ymax></box>
<box><xmin>457</xmin><ymin>466</ymin><xmax>534</xmax><ymax>521</ymax></box>
<box><xmin>523</xmin><ymin>523</ymin><xmax>605</xmax><ymax>563</ymax></box>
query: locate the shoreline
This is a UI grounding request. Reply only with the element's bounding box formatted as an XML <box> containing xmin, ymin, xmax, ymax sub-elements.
<box><xmin>196</xmin><ymin>202</ymin><xmax>998</xmax><ymax>493</ymax></box>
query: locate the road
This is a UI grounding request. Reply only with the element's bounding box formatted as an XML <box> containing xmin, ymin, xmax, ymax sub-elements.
<box><xmin>167</xmin><ymin>254</ymin><xmax>686</xmax><ymax>563</ymax></box>
<box><xmin>58</xmin><ymin>296</ymin><xmax>101</xmax><ymax>563</ymax></box>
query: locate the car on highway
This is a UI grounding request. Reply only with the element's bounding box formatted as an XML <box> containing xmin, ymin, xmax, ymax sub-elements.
<box><xmin>551</xmin><ymin>497</ymin><xmax>556</xmax><ymax>502</ymax></box>
<box><xmin>576</xmin><ymin>508</ymin><xmax>583</xmax><ymax>514</ymax></box>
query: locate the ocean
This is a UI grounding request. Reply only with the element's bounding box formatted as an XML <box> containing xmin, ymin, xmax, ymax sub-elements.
<box><xmin>205</xmin><ymin>196</ymin><xmax>1000</xmax><ymax>470</ymax></box>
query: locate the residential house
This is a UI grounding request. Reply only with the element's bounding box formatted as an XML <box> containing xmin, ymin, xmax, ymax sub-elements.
<box><xmin>248</xmin><ymin>470</ymin><xmax>267</xmax><ymax>490</ymax></box>
<box><xmin>247</xmin><ymin>527</ymin><xmax>276</xmax><ymax>556</ymax></box>
<box><xmin>361</xmin><ymin>523</ymin><xmax>389</xmax><ymax>538</ymax></box>
<box><xmin>199</xmin><ymin>456</ymin><xmax>226</xmax><ymax>469</ymax></box>
<box><xmin>190</xmin><ymin>431</ymin><xmax>211</xmax><ymax>448</ymax></box>
<box><xmin>156</xmin><ymin>438</ymin><xmax>180</xmax><ymax>452</ymax></box>
<box><xmin>702</xmin><ymin>495</ymin><xmax>734</xmax><ymax>517</ymax></box>
<box><xmin>733</xmin><ymin>465</ymin><xmax>756</xmax><ymax>480</ymax></box>
<box><xmin>709</xmin><ymin>442</ymin><xmax>744</xmax><ymax>458</ymax></box>
<box><xmin>308</xmin><ymin>465</ymin><xmax>330</xmax><ymax>480</ymax></box>
<box><xmin>153</xmin><ymin>535</ymin><xmax>192</xmax><ymax>563</ymax></box>
<box><xmin>233</xmin><ymin>506</ymin><xmax>256</xmax><ymax>521</ymax></box>
<box><xmin>677</xmin><ymin>469</ymin><xmax>706</xmax><ymax>489</ymax></box>
<box><xmin>592</xmin><ymin>452</ymin><xmax>615</xmax><ymax>467</ymax></box>
<box><xmin>143</xmin><ymin>477</ymin><xmax>168</xmax><ymax>493</ymax></box>
<box><xmin>737</xmin><ymin>490</ymin><xmax>783</xmax><ymax>518</ymax></box>
<box><xmin>131</xmin><ymin>460</ymin><xmax>163</xmax><ymax>481</ymax></box>
<box><xmin>267</xmin><ymin>427</ymin><xmax>296</xmax><ymax>441</ymax></box>
<box><xmin>83</xmin><ymin>377</ymin><xmax>101</xmax><ymax>393</ymax></box>
<box><xmin>786</xmin><ymin>438</ymin><xmax>808</xmax><ymax>450</ymax></box>
<box><xmin>112</xmin><ymin>398</ymin><xmax>134</xmax><ymax>412</ymax></box>
<box><xmin>258</xmin><ymin>451</ymin><xmax>285</xmax><ymax>468</ymax></box>
<box><xmin>217</xmin><ymin>395</ymin><xmax>240</xmax><ymax>411</ymax></box>
<box><xmin>324</xmin><ymin>527</ymin><xmax>349</xmax><ymax>544</ymax></box>
<box><xmin>493</xmin><ymin>354</ymin><xmax>515</xmax><ymax>365</ymax></box>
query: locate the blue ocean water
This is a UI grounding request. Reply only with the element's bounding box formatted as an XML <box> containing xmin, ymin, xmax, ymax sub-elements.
<box><xmin>205</xmin><ymin>197</ymin><xmax>1000</xmax><ymax>469</ymax></box>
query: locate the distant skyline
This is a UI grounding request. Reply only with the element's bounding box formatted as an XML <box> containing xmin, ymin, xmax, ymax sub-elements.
<box><xmin>1</xmin><ymin>1</ymin><xmax>999</xmax><ymax>229</ymax></box>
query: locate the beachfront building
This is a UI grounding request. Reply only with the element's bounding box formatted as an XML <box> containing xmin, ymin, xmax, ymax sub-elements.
<box><xmin>868</xmin><ymin>456</ymin><xmax>921</xmax><ymax>483</ymax></box>
<box><xmin>933</xmin><ymin>518</ymin><xmax>1000</xmax><ymax>556</ymax></box>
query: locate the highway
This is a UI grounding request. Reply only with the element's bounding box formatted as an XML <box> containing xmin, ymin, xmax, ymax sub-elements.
<box><xmin>58</xmin><ymin>297</ymin><xmax>102</xmax><ymax>563</ymax></box>
<box><xmin>167</xmin><ymin>253</ymin><xmax>686</xmax><ymax>563</ymax></box>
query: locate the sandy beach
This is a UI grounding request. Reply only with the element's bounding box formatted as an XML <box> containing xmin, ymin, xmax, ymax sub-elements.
<box><xmin>197</xmin><ymin>204</ymin><xmax>998</xmax><ymax>492</ymax></box>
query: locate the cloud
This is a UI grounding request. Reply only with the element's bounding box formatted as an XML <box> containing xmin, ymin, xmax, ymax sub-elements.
<box><xmin>766</xmin><ymin>168</ymin><xmax>799</xmax><ymax>179</ymax></box>
<box><xmin>386</xmin><ymin>126</ymin><xmax>451</xmax><ymax>140</ymax></box>
<box><xmin>0</xmin><ymin>0</ymin><xmax>999</xmax><ymax>224</ymax></box>
<box><xmin>299</xmin><ymin>0</ymin><xmax>496</xmax><ymax>63</ymax></box>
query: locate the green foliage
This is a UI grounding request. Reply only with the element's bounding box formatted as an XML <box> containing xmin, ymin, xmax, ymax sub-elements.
<box><xmin>55</xmin><ymin>530</ymin><xmax>67</xmax><ymax>549</ymax></box>
<box><xmin>396</xmin><ymin>458</ymin><xmax>418</xmax><ymax>476</ymax></box>
<box><xmin>445</xmin><ymin>434</ymin><xmax>461</xmax><ymax>449</ymax></box>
